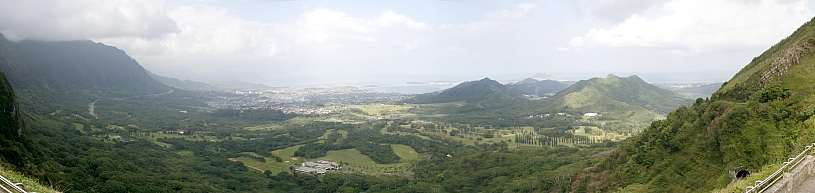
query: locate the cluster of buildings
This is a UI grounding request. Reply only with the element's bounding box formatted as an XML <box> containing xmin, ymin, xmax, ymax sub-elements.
<box><xmin>525</xmin><ymin>112</ymin><xmax>599</xmax><ymax>119</ymax></box>
<box><xmin>203</xmin><ymin>86</ymin><xmax>407</xmax><ymax>115</ymax></box>
<box><xmin>295</xmin><ymin>161</ymin><xmax>341</xmax><ymax>174</ymax></box>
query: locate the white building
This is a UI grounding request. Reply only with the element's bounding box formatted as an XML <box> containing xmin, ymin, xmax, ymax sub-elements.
<box><xmin>295</xmin><ymin>160</ymin><xmax>341</xmax><ymax>174</ymax></box>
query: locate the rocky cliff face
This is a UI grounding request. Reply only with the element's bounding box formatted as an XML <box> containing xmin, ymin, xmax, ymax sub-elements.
<box><xmin>0</xmin><ymin>69</ymin><xmax>38</xmax><ymax>169</ymax></box>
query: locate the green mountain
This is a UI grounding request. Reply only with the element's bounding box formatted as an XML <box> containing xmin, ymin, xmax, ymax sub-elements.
<box><xmin>0</xmin><ymin>71</ymin><xmax>58</xmax><ymax>193</ymax></box>
<box><xmin>148</xmin><ymin>71</ymin><xmax>215</xmax><ymax>90</ymax></box>
<box><xmin>575</xmin><ymin>17</ymin><xmax>815</xmax><ymax>192</ymax></box>
<box><xmin>149</xmin><ymin>72</ymin><xmax>283</xmax><ymax>91</ymax></box>
<box><xmin>405</xmin><ymin>77</ymin><xmax>523</xmax><ymax>104</ymax></box>
<box><xmin>555</xmin><ymin>74</ymin><xmax>691</xmax><ymax>115</ymax></box>
<box><xmin>0</xmin><ymin>70</ymin><xmax>40</xmax><ymax>171</ymax></box>
<box><xmin>508</xmin><ymin>78</ymin><xmax>568</xmax><ymax>96</ymax></box>
<box><xmin>499</xmin><ymin>74</ymin><xmax>692</xmax><ymax>133</ymax></box>
<box><xmin>0</xmin><ymin>34</ymin><xmax>168</xmax><ymax>98</ymax></box>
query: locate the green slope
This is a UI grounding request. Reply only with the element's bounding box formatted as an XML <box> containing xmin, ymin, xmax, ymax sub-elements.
<box><xmin>147</xmin><ymin>71</ymin><xmax>214</xmax><ymax>90</ymax></box>
<box><xmin>0</xmin><ymin>34</ymin><xmax>169</xmax><ymax>98</ymax></box>
<box><xmin>502</xmin><ymin>74</ymin><xmax>691</xmax><ymax>130</ymax></box>
<box><xmin>406</xmin><ymin>77</ymin><xmax>523</xmax><ymax>103</ymax></box>
<box><xmin>575</xmin><ymin>17</ymin><xmax>815</xmax><ymax>193</ymax></box>
<box><xmin>0</xmin><ymin>70</ymin><xmax>41</xmax><ymax>172</ymax></box>
<box><xmin>0</xmin><ymin>71</ymin><xmax>57</xmax><ymax>193</ymax></box>
<box><xmin>508</xmin><ymin>78</ymin><xmax>569</xmax><ymax>96</ymax></box>
<box><xmin>555</xmin><ymin>74</ymin><xmax>691</xmax><ymax>115</ymax></box>
<box><xmin>404</xmin><ymin>78</ymin><xmax>523</xmax><ymax>113</ymax></box>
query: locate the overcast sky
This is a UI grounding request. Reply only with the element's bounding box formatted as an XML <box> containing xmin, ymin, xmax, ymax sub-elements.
<box><xmin>1</xmin><ymin>0</ymin><xmax>814</xmax><ymax>86</ymax></box>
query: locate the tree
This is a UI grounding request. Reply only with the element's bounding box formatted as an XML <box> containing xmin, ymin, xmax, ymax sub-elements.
<box><xmin>450</xmin><ymin>130</ymin><xmax>460</xmax><ymax>136</ymax></box>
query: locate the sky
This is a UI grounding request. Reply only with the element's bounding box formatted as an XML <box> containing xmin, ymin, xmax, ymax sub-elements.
<box><xmin>1</xmin><ymin>0</ymin><xmax>814</xmax><ymax>87</ymax></box>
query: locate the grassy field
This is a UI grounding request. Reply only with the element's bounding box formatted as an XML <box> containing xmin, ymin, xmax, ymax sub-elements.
<box><xmin>137</xmin><ymin>132</ymin><xmax>248</xmax><ymax>148</ymax></box>
<box><xmin>342</xmin><ymin>104</ymin><xmax>411</xmax><ymax>116</ymax></box>
<box><xmin>391</xmin><ymin>144</ymin><xmax>418</xmax><ymax>162</ymax></box>
<box><xmin>573</xmin><ymin>126</ymin><xmax>628</xmax><ymax>142</ymax></box>
<box><xmin>243</xmin><ymin>124</ymin><xmax>284</xmax><ymax>131</ymax></box>
<box><xmin>232</xmin><ymin>145</ymin><xmax>304</xmax><ymax>175</ymax></box>
<box><xmin>314</xmin><ymin>148</ymin><xmax>412</xmax><ymax>175</ymax></box>
<box><xmin>73</xmin><ymin>123</ymin><xmax>84</xmax><ymax>134</ymax></box>
<box><xmin>317</xmin><ymin>149</ymin><xmax>376</xmax><ymax>165</ymax></box>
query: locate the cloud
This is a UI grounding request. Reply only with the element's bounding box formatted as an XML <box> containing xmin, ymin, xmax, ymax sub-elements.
<box><xmin>588</xmin><ymin>0</ymin><xmax>671</xmax><ymax>23</ymax></box>
<box><xmin>565</xmin><ymin>0</ymin><xmax>814</xmax><ymax>55</ymax></box>
<box><xmin>484</xmin><ymin>3</ymin><xmax>538</xmax><ymax>19</ymax></box>
<box><xmin>295</xmin><ymin>8</ymin><xmax>432</xmax><ymax>50</ymax></box>
<box><xmin>93</xmin><ymin>5</ymin><xmax>434</xmax><ymax>78</ymax></box>
<box><xmin>0</xmin><ymin>0</ymin><xmax>178</xmax><ymax>42</ymax></box>
<box><xmin>99</xmin><ymin>6</ymin><xmax>285</xmax><ymax>58</ymax></box>
<box><xmin>446</xmin><ymin>46</ymin><xmax>466</xmax><ymax>52</ymax></box>
<box><xmin>440</xmin><ymin>3</ymin><xmax>538</xmax><ymax>33</ymax></box>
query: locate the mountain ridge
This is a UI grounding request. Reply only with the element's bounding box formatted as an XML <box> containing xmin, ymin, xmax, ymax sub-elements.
<box><xmin>404</xmin><ymin>77</ymin><xmax>523</xmax><ymax>104</ymax></box>
<box><xmin>574</xmin><ymin>16</ymin><xmax>815</xmax><ymax>193</ymax></box>
<box><xmin>0</xmin><ymin>34</ymin><xmax>168</xmax><ymax>98</ymax></box>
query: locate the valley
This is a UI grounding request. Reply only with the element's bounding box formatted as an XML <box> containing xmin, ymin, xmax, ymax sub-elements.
<box><xmin>0</xmin><ymin>7</ymin><xmax>814</xmax><ymax>193</ymax></box>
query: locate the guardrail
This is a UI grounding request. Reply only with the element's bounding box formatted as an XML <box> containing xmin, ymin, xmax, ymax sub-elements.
<box><xmin>0</xmin><ymin>174</ymin><xmax>30</xmax><ymax>193</ymax></box>
<box><xmin>745</xmin><ymin>143</ymin><xmax>815</xmax><ymax>193</ymax></box>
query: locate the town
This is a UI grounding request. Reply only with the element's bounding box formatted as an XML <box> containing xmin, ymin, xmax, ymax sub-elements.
<box><xmin>202</xmin><ymin>86</ymin><xmax>409</xmax><ymax>114</ymax></box>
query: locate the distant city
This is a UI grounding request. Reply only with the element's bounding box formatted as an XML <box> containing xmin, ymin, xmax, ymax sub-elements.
<box><xmin>197</xmin><ymin>78</ymin><xmax>722</xmax><ymax>115</ymax></box>
<box><xmin>203</xmin><ymin>86</ymin><xmax>408</xmax><ymax>115</ymax></box>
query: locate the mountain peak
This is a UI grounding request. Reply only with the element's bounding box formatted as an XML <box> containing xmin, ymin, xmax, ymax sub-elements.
<box><xmin>403</xmin><ymin>77</ymin><xmax>525</xmax><ymax>105</ymax></box>
<box><xmin>478</xmin><ymin>77</ymin><xmax>495</xmax><ymax>82</ymax></box>
<box><xmin>578</xmin><ymin>16</ymin><xmax>815</xmax><ymax>192</ymax></box>
<box><xmin>531</xmin><ymin>73</ymin><xmax>560</xmax><ymax>80</ymax></box>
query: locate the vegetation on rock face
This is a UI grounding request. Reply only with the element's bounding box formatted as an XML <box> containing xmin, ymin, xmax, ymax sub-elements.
<box><xmin>0</xmin><ymin>34</ymin><xmax>168</xmax><ymax>98</ymax></box>
<box><xmin>574</xmin><ymin>17</ymin><xmax>815</xmax><ymax>193</ymax></box>
<box><xmin>0</xmin><ymin>70</ymin><xmax>41</xmax><ymax>175</ymax></box>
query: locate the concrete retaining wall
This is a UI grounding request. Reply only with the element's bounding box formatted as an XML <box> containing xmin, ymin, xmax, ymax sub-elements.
<box><xmin>765</xmin><ymin>155</ymin><xmax>815</xmax><ymax>193</ymax></box>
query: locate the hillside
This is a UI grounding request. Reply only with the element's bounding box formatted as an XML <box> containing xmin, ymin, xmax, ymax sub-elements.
<box><xmin>574</xmin><ymin>17</ymin><xmax>815</xmax><ymax>192</ymax></box>
<box><xmin>0</xmin><ymin>34</ymin><xmax>168</xmax><ymax>98</ymax></box>
<box><xmin>508</xmin><ymin>78</ymin><xmax>569</xmax><ymax>96</ymax></box>
<box><xmin>0</xmin><ymin>71</ymin><xmax>58</xmax><ymax>193</ymax></box>
<box><xmin>404</xmin><ymin>77</ymin><xmax>523</xmax><ymax>104</ymax></box>
<box><xmin>554</xmin><ymin>74</ymin><xmax>691</xmax><ymax>115</ymax></box>
<box><xmin>431</xmin><ymin>74</ymin><xmax>691</xmax><ymax>134</ymax></box>
<box><xmin>148</xmin><ymin>71</ymin><xmax>214</xmax><ymax>90</ymax></box>
<box><xmin>0</xmin><ymin>70</ymin><xmax>40</xmax><ymax>172</ymax></box>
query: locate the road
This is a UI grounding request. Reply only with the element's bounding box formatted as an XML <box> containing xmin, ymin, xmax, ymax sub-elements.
<box><xmin>88</xmin><ymin>99</ymin><xmax>99</xmax><ymax>118</ymax></box>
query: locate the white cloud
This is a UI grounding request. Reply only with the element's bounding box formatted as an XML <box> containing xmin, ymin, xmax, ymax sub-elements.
<box><xmin>93</xmin><ymin>5</ymin><xmax>433</xmax><ymax>76</ymax></box>
<box><xmin>565</xmin><ymin>0</ymin><xmax>814</xmax><ymax>55</ymax></box>
<box><xmin>99</xmin><ymin>6</ymin><xmax>285</xmax><ymax>58</ymax></box>
<box><xmin>295</xmin><ymin>8</ymin><xmax>431</xmax><ymax>50</ymax></box>
<box><xmin>447</xmin><ymin>46</ymin><xmax>466</xmax><ymax>52</ymax></box>
<box><xmin>374</xmin><ymin>10</ymin><xmax>431</xmax><ymax>30</ymax></box>
<box><xmin>588</xmin><ymin>0</ymin><xmax>672</xmax><ymax>23</ymax></box>
<box><xmin>0</xmin><ymin>0</ymin><xmax>178</xmax><ymax>42</ymax></box>
<box><xmin>556</xmin><ymin>47</ymin><xmax>581</xmax><ymax>51</ymax></box>
<box><xmin>484</xmin><ymin>3</ymin><xmax>538</xmax><ymax>19</ymax></box>
<box><xmin>440</xmin><ymin>3</ymin><xmax>538</xmax><ymax>33</ymax></box>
